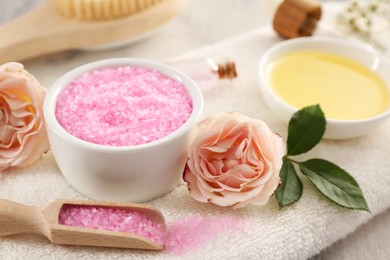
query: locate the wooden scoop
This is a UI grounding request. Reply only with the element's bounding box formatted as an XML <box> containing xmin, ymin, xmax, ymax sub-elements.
<box><xmin>0</xmin><ymin>199</ymin><xmax>166</xmax><ymax>250</ymax></box>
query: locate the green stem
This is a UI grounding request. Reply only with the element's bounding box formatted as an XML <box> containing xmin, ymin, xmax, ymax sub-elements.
<box><xmin>283</xmin><ymin>156</ymin><xmax>301</xmax><ymax>165</ymax></box>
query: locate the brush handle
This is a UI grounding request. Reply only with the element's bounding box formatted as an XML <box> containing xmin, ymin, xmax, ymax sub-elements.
<box><xmin>0</xmin><ymin>199</ymin><xmax>47</xmax><ymax>237</ymax></box>
<box><xmin>0</xmin><ymin>0</ymin><xmax>186</xmax><ymax>63</ymax></box>
<box><xmin>0</xmin><ymin>3</ymin><xmax>65</xmax><ymax>64</ymax></box>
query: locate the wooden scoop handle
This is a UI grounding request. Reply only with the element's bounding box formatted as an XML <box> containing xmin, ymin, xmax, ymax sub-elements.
<box><xmin>0</xmin><ymin>199</ymin><xmax>48</xmax><ymax>237</ymax></box>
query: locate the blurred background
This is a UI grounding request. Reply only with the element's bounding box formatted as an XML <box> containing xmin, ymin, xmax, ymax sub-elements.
<box><xmin>1</xmin><ymin>0</ymin><xmax>349</xmax><ymax>86</ymax></box>
<box><xmin>0</xmin><ymin>0</ymin><xmax>278</xmax><ymax>87</ymax></box>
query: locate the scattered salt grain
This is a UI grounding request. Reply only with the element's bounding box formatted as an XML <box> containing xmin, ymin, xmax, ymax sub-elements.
<box><xmin>164</xmin><ymin>214</ymin><xmax>245</xmax><ymax>255</ymax></box>
<box><xmin>58</xmin><ymin>205</ymin><xmax>166</xmax><ymax>244</ymax></box>
<box><xmin>55</xmin><ymin>66</ymin><xmax>193</xmax><ymax>146</ymax></box>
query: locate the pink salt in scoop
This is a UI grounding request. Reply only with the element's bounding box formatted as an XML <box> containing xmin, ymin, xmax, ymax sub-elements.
<box><xmin>0</xmin><ymin>199</ymin><xmax>166</xmax><ymax>250</ymax></box>
<box><xmin>55</xmin><ymin>66</ymin><xmax>193</xmax><ymax>146</ymax></box>
<box><xmin>0</xmin><ymin>199</ymin><xmax>247</xmax><ymax>254</ymax></box>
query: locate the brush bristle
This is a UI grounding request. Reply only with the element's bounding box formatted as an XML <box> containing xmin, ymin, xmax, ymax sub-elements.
<box><xmin>52</xmin><ymin>0</ymin><xmax>163</xmax><ymax>20</ymax></box>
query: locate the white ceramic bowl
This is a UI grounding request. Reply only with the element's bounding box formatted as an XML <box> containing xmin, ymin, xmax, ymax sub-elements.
<box><xmin>258</xmin><ymin>37</ymin><xmax>390</xmax><ymax>139</ymax></box>
<box><xmin>44</xmin><ymin>58</ymin><xmax>203</xmax><ymax>202</ymax></box>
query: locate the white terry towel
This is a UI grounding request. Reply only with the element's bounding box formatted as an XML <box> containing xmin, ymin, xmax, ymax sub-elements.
<box><xmin>1</xmin><ymin>25</ymin><xmax>390</xmax><ymax>260</ymax></box>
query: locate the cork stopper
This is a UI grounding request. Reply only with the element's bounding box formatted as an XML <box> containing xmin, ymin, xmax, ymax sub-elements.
<box><xmin>273</xmin><ymin>0</ymin><xmax>322</xmax><ymax>38</ymax></box>
<box><xmin>217</xmin><ymin>62</ymin><xmax>238</xmax><ymax>79</ymax></box>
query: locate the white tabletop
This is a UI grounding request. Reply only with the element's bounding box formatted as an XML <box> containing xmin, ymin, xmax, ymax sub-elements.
<box><xmin>1</xmin><ymin>0</ymin><xmax>390</xmax><ymax>259</ymax></box>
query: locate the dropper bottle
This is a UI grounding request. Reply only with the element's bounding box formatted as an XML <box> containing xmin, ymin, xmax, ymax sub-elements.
<box><xmin>166</xmin><ymin>58</ymin><xmax>238</xmax><ymax>91</ymax></box>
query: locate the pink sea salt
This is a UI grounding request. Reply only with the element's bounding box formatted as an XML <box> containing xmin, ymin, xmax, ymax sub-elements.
<box><xmin>55</xmin><ymin>66</ymin><xmax>193</xmax><ymax>146</ymax></box>
<box><xmin>58</xmin><ymin>205</ymin><xmax>166</xmax><ymax>244</ymax></box>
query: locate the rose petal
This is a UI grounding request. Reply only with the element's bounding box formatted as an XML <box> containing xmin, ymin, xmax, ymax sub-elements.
<box><xmin>213</xmin><ymin>122</ymin><xmax>246</xmax><ymax>149</ymax></box>
<box><xmin>196</xmin><ymin>173</ymin><xmax>224</xmax><ymax>193</ymax></box>
<box><xmin>208</xmin><ymin>159</ymin><xmax>224</xmax><ymax>176</ymax></box>
<box><xmin>215</xmin><ymin>165</ymin><xmax>255</xmax><ymax>191</ymax></box>
<box><xmin>199</xmin><ymin>158</ymin><xmax>216</xmax><ymax>179</ymax></box>
<box><xmin>0</xmin><ymin>125</ymin><xmax>19</xmax><ymax>147</ymax></box>
<box><xmin>186</xmin><ymin>169</ymin><xmax>223</xmax><ymax>201</ymax></box>
<box><xmin>202</xmin><ymin>145</ymin><xmax>227</xmax><ymax>154</ymax></box>
<box><xmin>18</xmin><ymin>123</ymin><xmax>49</xmax><ymax>167</ymax></box>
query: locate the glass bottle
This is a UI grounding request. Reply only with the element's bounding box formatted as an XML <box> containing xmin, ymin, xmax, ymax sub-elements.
<box><xmin>166</xmin><ymin>58</ymin><xmax>237</xmax><ymax>91</ymax></box>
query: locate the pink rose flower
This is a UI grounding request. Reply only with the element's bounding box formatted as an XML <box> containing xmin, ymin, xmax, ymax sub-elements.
<box><xmin>183</xmin><ymin>112</ymin><xmax>285</xmax><ymax>209</ymax></box>
<box><xmin>0</xmin><ymin>62</ymin><xmax>49</xmax><ymax>171</ymax></box>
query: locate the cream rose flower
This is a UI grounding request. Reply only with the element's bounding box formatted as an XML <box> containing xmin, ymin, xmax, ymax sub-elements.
<box><xmin>0</xmin><ymin>62</ymin><xmax>49</xmax><ymax>171</ymax></box>
<box><xmin>183</xmin><ymin>112</ymin><xmax>285</xmax><ymax>209</ymax></box>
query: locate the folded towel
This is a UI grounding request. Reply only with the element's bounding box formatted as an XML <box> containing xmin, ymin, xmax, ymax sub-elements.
<box><xmin>1</xmin><ymin>24</ymin><xmax>390</xmax><ymax>260</ymax></box>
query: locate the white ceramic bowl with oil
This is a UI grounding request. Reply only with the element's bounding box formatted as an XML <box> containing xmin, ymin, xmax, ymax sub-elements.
<box><xmin>44</xmin><ymin>58</ymin><xmax>203</xmax><ymax>202</ymax></box>
<box><xmin>258</xmin><ymin>37</ymin><xmax>390</xmax><ymax>139</ymax></box>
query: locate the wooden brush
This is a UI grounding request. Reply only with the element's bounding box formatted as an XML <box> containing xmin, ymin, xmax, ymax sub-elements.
<box><xmin>0</xmin><ymin>0</ymin><xmax>187</xmax><ymax>63</ymax></box>
<box><xmin>52</xmin><ymin>0</ymin><xmax>164</xmax><ymax>20</ymax></box>
<box><xmin>0</xmin><ymin>199</ymin><xmax>166</xmax><ymax>250</ymax></box>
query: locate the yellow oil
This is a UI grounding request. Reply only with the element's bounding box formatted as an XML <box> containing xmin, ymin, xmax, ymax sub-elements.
<box><xmin>267</xmin><ymin>51</ymin><xmax>389</xmax><ymax>120</ymax></box>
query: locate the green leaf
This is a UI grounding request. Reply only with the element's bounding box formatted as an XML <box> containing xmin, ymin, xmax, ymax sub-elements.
<box><xmin>299</xmin><ymin>159</ymin><xmax>369</xmax><ymax>211</ymax></box>
<box><xmin>287</xmin><ymin>105</ymin><xmax>326</xmax><ymax>156</ymax></box>
<box><xmin>276</xmin><ymin>158</ymin><xmax>303</xmax><ymax>208</ymax></box>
